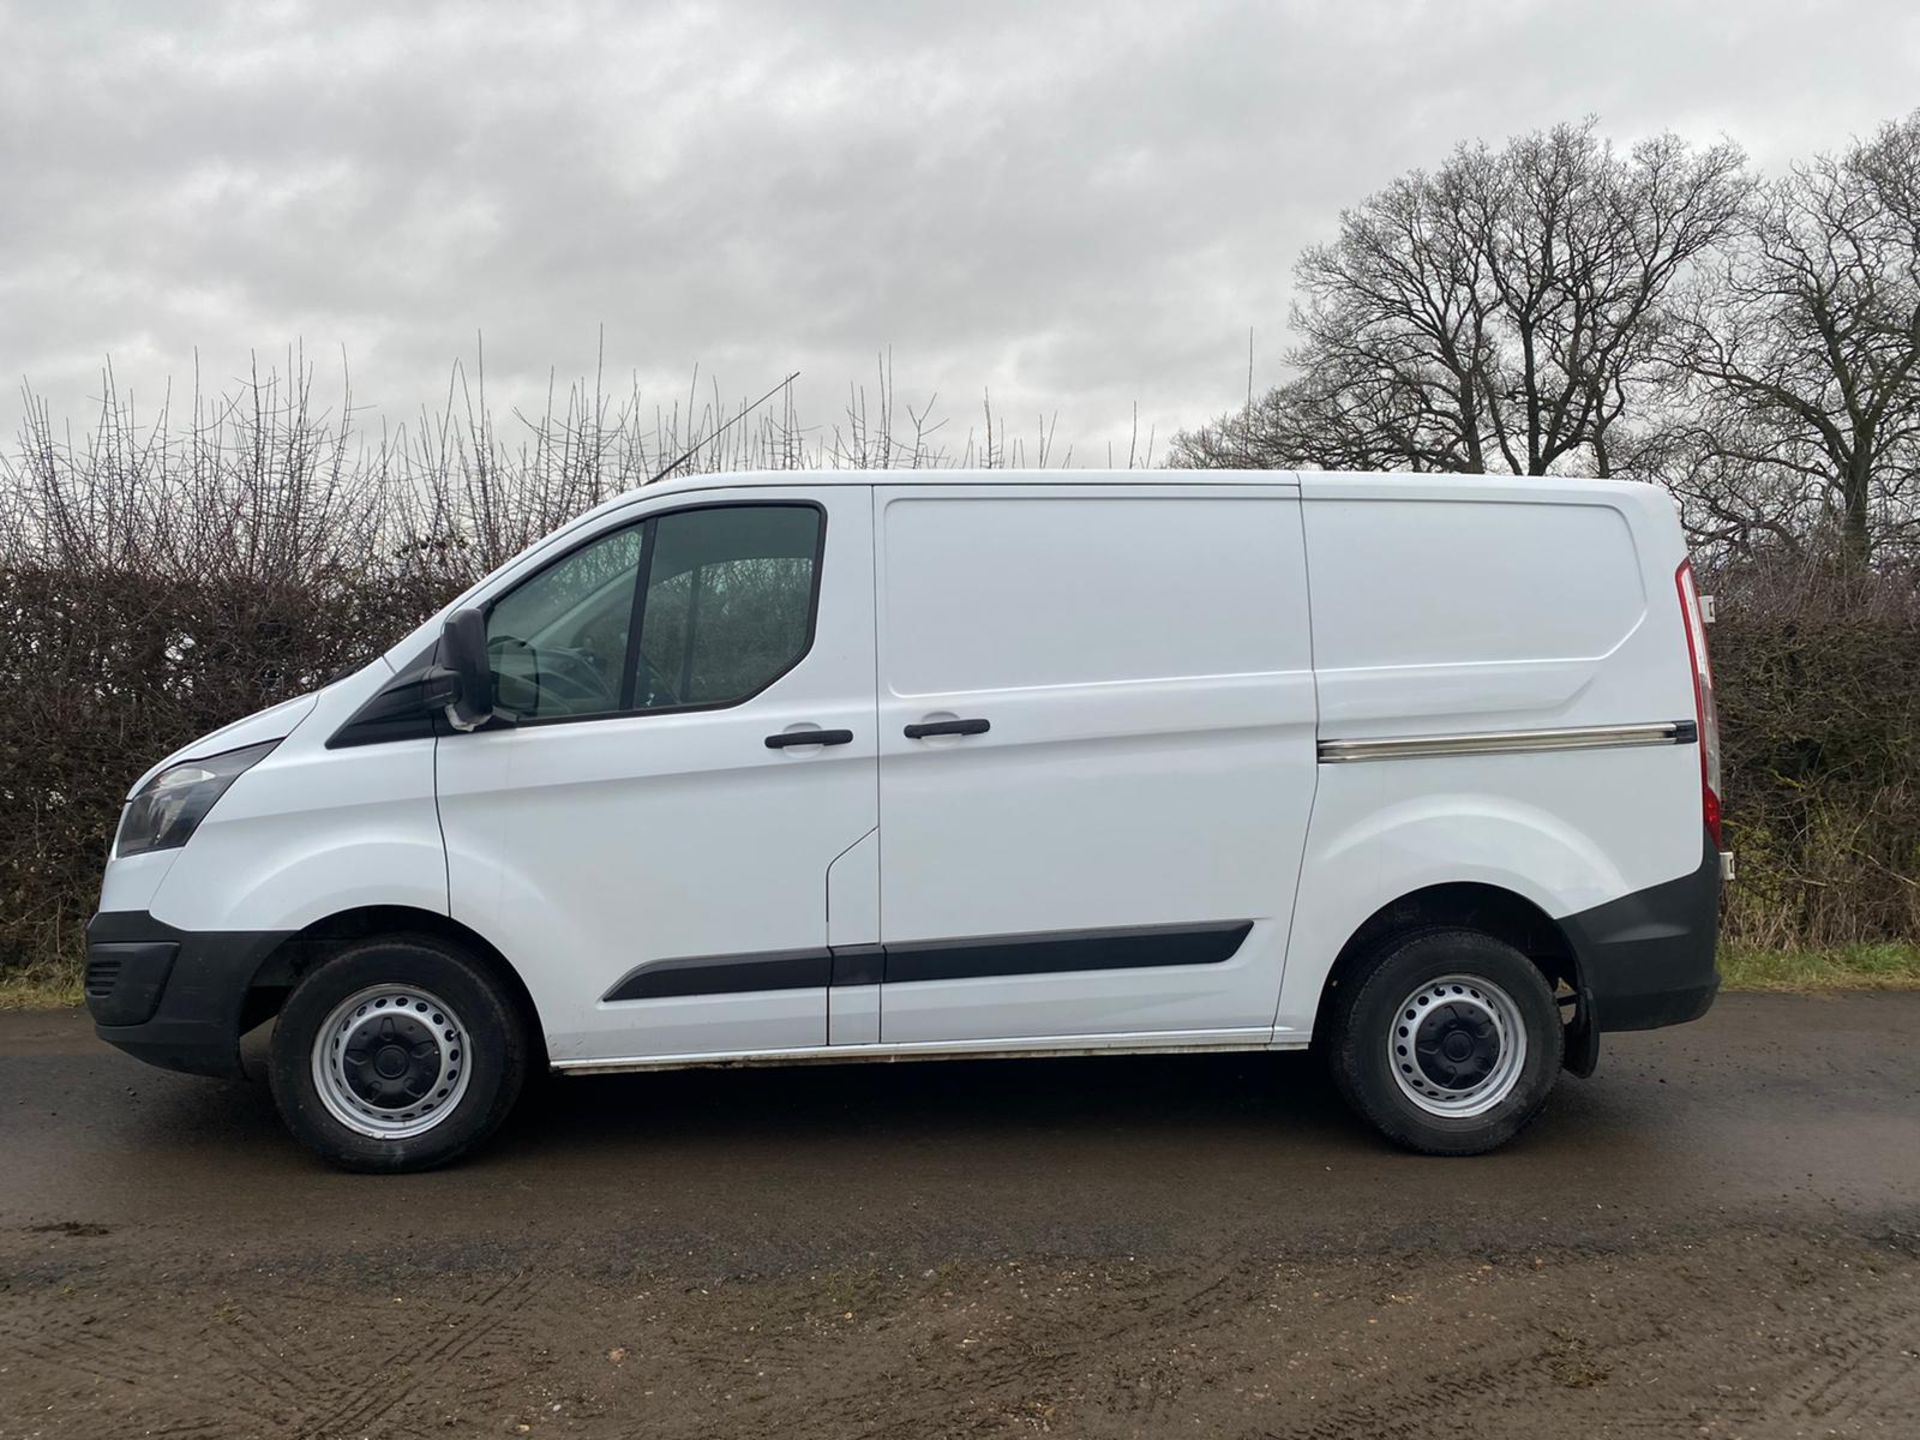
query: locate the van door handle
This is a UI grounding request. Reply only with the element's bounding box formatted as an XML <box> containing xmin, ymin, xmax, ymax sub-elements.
<box><xmin>765</xmin><ymin>728</ymin><xmax>855</xmax><ymax>749</ymax></box>
<box><xmin>904</xmin><ymin>718</ymin><xmax>990</xmax><ymax>739</ymax></box>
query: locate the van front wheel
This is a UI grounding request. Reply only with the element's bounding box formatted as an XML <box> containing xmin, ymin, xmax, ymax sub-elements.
<box><xmin>269</xmin><ymin>935</ymin><xmax>528</xmax><ymax>1172</ymax></box>
<box><xmin>1324</xmin><ymin>929</ymin><xmax>1562</xmax><ymax>1155</ymax></box>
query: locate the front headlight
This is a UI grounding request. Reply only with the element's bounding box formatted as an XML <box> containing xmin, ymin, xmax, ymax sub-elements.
<box><xmin>115</xmin><ymin>740</ymin><xmax>279</xmax><ymax>858</ymax></box>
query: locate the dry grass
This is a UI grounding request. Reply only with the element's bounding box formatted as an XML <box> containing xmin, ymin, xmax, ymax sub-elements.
<box><xmin>1716</xmin><ymin>942</ymin><xmax>1920</xmax><ymax>993</ymax></box>
<box><xmin>0</xmin><ymin>967</ymin><xmax>83</xmax><ymax>1010</ymax></box>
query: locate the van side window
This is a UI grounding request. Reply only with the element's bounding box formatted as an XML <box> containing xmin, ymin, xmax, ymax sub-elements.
<box><xmin>485</xmin><ymin>525</ymin><xmax>643</xmax><ymax>720</ymax></box>
<box><xmin>636</xmin><ymin>505</ymin><xmax>821</xmax><ymax>709</ymax></box>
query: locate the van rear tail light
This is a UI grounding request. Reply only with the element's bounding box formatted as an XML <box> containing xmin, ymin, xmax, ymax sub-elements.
<box><xmin>1675</xmin><ymin>560</ymin><xmax>1724</xmax><ymax>851</ymax></box>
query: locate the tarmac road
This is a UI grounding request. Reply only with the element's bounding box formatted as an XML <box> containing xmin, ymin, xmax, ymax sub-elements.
<box><xmin>2</xmin><ymin>994</ymin><xmax>1917</xmax><ymax>1438</ymax></box>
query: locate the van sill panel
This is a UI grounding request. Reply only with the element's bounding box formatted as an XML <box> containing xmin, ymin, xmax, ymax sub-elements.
<box><xmin>554</xmin><ymin>1030</ymin><xmax>1304</xmax><ymax>1075</ymax></box>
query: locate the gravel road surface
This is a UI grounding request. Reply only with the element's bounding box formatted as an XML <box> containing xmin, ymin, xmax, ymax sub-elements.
<box><xmin>2</xmin><ymin>995</ymin><xmax>1917</xmax><ymax>1438</ymax></box>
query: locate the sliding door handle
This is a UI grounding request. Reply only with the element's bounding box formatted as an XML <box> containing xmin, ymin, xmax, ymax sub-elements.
<box><xmin>904</xmin><ymin>717</ymin><xmax>990</xmax><ymax>739</ymax></box>
<box><xmin>765</xmin><ymin>728</ymin><xmax>855</xmax><ymax>749</ymax></box>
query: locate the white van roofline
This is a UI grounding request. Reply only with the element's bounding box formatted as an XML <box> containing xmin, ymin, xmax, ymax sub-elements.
<box><xmin>594</xmin><ymin>466</ymin><xmax>1661</xmax><ymax>511</ymax></box>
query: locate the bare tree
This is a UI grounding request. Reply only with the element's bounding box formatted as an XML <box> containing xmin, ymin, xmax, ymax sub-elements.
<box><xmin>1171</xmin><ymin>120</ymin><xmax>1749</xmax><ymax>475</ymax></box>
<box><xmin>1662</xmin><ymin>112</ymin><xmax>1920</xmax><ymax>567</ymax></box>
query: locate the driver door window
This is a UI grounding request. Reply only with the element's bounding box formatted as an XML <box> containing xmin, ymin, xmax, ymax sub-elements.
<box><xmin>485</xmin><ymin>525</ymin><xmax>642</xmax><ymax>720</ymax></box>
<box><xmin>483</xmin><ymin>504</ymin><xmax>822</xmax><ymax>722</ymax></box>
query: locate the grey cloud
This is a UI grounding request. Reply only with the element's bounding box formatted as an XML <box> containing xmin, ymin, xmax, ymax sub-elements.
<box><xmin>3</xmin><ymin>0</ymin><xmax>1917</xmax><ymax>454</ymax></box>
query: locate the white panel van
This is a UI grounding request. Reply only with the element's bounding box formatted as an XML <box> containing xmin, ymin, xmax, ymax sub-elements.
<box><xmin>87</xmin><ymin>471</ymin><xmax>1727</xmax><ymax>1170</ymax></box>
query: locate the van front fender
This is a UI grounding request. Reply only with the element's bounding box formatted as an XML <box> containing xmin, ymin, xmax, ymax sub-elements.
<box><xmin>147</xmin><ymin>830</ymin><xmax>449</xmax><ymax>938</ymax></box>
<box><xmin>99</xmin><ymin>831</ymin><xmax>454</xmax><ymax>1079</ymax></box>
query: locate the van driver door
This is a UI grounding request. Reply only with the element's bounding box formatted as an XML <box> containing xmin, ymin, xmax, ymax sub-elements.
<box><xmin>434</xmin><ymin>486</ymin><xmax>879</xmax><ymax>1067</ymax></box>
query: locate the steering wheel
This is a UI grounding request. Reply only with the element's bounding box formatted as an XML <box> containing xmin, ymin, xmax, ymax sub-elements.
<box><xmin>490</xmin><ymin>638</ymin><xmax>682</xmax><ymax>714</ymax></box>
<box><xmin>532</xmin><ymin>646</ymin><xmax>619</xmax><ymax>711</ymax></box>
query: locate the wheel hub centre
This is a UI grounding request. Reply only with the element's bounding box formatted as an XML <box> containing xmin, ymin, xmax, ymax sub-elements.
<box><xmin>342</xmin><ymin>1012</ymin><xmax>442</xmax><ymax>1109</ymax></box>
<box><xmin>1413</xmin><ymin>1002</ymin><xmax>1500</xmax><ymax>1091</ymax></box>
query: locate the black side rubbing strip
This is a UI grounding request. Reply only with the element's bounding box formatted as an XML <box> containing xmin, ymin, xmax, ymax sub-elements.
<box><xmin>600</xmin><ymin>923</ymin><xmax>1254</xmax><ymax>1001</ymax></box>
<box><xmin>603</xmin><ymin>949</ymin><xmax>830</xmax><ymax>1002</ymax></box>
<box><xmin>883</xmin><ymin>921</ymin><xmax>1253</xmax><ymax>984</ymax></box>
<box><xmin>829</xmin><ymin>944</ymin><xmax>886</xmax><ymax>987</ymax></box>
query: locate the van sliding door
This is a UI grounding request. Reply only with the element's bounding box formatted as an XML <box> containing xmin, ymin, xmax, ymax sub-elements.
<box><xmin>871</xmin><ymin>483</ymin><xmax>1317</xmax><ymax>1047</ymax></box>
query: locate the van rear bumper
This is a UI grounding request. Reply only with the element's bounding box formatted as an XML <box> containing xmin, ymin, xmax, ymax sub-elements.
<box><xmin>1561</xmin><ymin>830</ymin><xmax>1722</xmax><ymax>1034</ymax></box>
<box><xmin>86</xmin><ymin>911</ymin><xmax>291</xmax><ymax>1078</ymax></box>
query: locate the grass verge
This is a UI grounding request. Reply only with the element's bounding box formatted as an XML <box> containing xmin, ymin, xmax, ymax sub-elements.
<box><xmin>1716</xmin><ymin>942</ymin><xmax>1920</xmax><ymax>993</ymax></box>
<box><xmin>0</xmin><ymin>967</ymin><xmax>83</xmax><ymax>1010</ymax></box>
<box><xmin>2</xmin><ymin>945</ymin><xmax>1917</xmax><ymax>1013</ymax></box>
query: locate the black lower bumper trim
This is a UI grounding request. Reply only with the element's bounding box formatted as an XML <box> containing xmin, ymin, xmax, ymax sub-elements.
<box><xmin>87</xmin><ymin>912</ymin><xmax>293</xmax><ymax>1078</ymax></box>
<box><xmin>85</xmin><ymin>941</ymin><xmax>179</xmax><ymax>1026</ymax></box>
<box><xmin>1561</xmin><ymin>829</ymin><xmax>1722</xmax><ymax>1036</ymax></box>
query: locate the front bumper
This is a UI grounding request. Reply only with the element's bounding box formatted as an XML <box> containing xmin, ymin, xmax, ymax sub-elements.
<box><xmin>1562</xmin><ymin>828</ymin><xmax>1723</xmax><ymax>1036</ymax></box>
<box><xmin>86</xmin><ymin>912</ymin><xmax>292</xmax><ymax>1078</ymax></box>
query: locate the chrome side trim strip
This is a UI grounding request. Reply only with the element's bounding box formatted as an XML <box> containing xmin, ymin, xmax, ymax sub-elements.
<box><xmin>1318</xmin><ymin>721</ymin><xmax>1693</xmax><ymax>764</ymax></box>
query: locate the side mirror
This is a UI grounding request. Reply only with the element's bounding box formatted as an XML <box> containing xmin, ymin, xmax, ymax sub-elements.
<box><xmin>425</xmin><ymin>608</ymin><xmax>495</xmax><ymax>732</ymax></box>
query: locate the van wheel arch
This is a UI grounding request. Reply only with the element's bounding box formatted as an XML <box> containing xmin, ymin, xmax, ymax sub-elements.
<box><xmin>242</xmin><ymin>907</ymin><xmax>546</xmax><ymax>1070</ymax></box>
<box><xmin>1315</xmin><ymin>883</ymin><xmax>1592</xmax><ymax>1076</ymax></box>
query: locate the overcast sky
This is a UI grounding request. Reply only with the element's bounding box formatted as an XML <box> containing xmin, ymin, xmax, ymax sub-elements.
<box><xmin>4</xmin><ymin>0</ymin><xmax>1918</xmax><ymax>462</ymax></box>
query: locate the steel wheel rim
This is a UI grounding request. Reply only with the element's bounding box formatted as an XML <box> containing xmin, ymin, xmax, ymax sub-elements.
<box><xmin>1386</xmin><ymin>973</ymin><xmax>1528</xmax><ymax>1118</ymax></box>
<box><xmin>311</xmin><ymin>985</ymin><xmax>472</xmax><ymax>1140</ymax></box>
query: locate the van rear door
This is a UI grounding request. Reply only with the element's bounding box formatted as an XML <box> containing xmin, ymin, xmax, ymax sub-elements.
<box><xmin>871</xmin><ymin>481</ymin><xmax>1317</xmax><ymax>1046</ymax></box>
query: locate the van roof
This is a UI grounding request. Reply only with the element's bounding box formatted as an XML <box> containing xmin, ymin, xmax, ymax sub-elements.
<box><xmin>613</xmin><ymin>467</ymin><xmax>1654</xmax><ymax>502</ymax></box>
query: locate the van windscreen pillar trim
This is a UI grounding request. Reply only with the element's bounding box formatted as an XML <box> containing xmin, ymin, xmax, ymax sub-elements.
<box><xmin>1316</xmin><ymin>721</ymin><xmax>1698</xmax><ymax>765</ymax></box>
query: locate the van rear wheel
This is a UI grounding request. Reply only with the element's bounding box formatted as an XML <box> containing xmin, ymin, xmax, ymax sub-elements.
<box><xmin>269</xmin><ymin>935</ymin><xmax>528</xmax><ymax>1173</ymax></box>
<box><xmin>1324</xmin><ymin>929</ymin><xmax>1562</xmax><ymax>1155</ymax></box>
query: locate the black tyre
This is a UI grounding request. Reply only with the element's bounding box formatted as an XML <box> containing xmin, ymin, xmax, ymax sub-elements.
<box><xmin>269</xmin><ymin>934</ymin><xmax>529</xmax><ymax>1173</ymax></box>
<box><xmin>1323</xmin><ymin>928</ymin><xmax>1562</xmax><ymax>1155</ymax></box>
